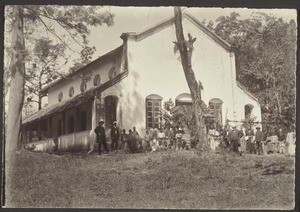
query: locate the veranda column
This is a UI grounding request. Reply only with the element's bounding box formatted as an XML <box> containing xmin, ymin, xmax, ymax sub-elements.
<box><xmin>61</xmin><ymin>112</ymin><xmax>65</xmax><ymax>135</ymax></box>
<box><xmin>37</xmin><ymin>120</ymin><xmax>41</xmax><ymax>140</ymax></box>
<box><xmin>29</xmin><ymin>124</ymin><xmax>32</xmax><ymax>143</ymax></box>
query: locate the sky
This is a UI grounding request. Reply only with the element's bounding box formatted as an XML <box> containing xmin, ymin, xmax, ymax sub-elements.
<box><xmin>5</xmin><ymin>6</ymin><xmax>297</xmax><ymax>113</ymax></box>
<box><xmin>89</xmin><ymin>6</ymin><xmax>297</xmax><ymax>58</ymax></box>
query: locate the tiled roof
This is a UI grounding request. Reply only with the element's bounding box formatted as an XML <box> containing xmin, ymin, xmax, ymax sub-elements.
<box><xmin>23</xmin><ymin>70</ymin><xmax>128</xmax><ymax>124</ymax></box>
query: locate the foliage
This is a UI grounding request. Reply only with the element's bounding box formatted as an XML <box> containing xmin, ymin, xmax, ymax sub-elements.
<box><xmin>162</xmin><ymin>98</ymin><xmax>215</xmax><ymax>133</ymax></box>
<box><xmin>5</xmin><ymin>5</ymin><xmax>115</xmax><ymax>115</ymax></box>
<box><xmin>241</xmin><ymin>114</ymin><xmax>257</xmax><ymax>130</ymax></box>
<box><xmin>4</xmin><ymin>5</ymin><xmax>115</xmax><ymax>152</ymax></box>
<box><xmin>212</xmin><ymin>12</ymin><xmax>296</xmax><ymax>128</ymax></box>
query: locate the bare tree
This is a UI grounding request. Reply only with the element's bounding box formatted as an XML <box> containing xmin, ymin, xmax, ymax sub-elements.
<box><xmin>173</xmin><ymin>7</ymin><xmax>207</xmax><ymax>149</ymax></box>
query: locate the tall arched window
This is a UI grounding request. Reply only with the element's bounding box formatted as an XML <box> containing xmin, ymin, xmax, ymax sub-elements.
<box><xmin>209</xmin><ymin>98</ymin><xmax>223</xmax><ymax>127</ymax></box>
<box><xmin>245</xmin><ymin>104</ymin><xmax>254</xmax><ymax>119</ymax></box>
<box><xmin>104</xmin><ymin>96</ymin><xmax>119</xmax><ymax>128</ymax></box>
<box><xmin>146</xmin><ymin>94</ymin><xmax>162</xmax><ymax>129</ymax></box>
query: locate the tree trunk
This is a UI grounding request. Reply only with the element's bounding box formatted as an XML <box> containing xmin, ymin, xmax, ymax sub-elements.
<box><xmin>174</xmin><ymin>7</ymin><xmax>207</xmax><ymax>149</ymax></box>
<box><xmin>6</xmin><ymin>6</ymin><xmax>25</xmax><ymax>155</ymax></box>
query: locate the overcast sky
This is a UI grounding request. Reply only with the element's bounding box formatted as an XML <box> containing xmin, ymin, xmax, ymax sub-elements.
<box><xmin>89</xmin><ymin>6</ymin><xmax>297</xmax><ymax>57</ymax></box>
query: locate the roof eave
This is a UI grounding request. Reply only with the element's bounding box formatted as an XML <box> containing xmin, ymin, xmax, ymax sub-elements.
<box><xmin>40</xmin><ymin>45</ymin><xmax>124</xmax><ymax>94</ymax></box>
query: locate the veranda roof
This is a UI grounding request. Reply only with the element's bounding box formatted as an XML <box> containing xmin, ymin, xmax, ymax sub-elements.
<box><xmin>22</xmin><ymin>70</ymin><xmax>128</xmax><ymax>125</ymax></box>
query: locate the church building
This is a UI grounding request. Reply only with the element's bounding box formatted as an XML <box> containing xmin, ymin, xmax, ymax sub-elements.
<box><xmin>21</xmin><ymin>12</ymin><xmax>262</xmax><ymax>151</ymax></box>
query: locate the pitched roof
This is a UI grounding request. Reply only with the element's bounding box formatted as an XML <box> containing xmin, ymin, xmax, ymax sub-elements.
<box><xmin>236</xmin><ymin>81</ymin><xmax>262</xmax><ymax>106</ymax></box>
<box><xmin>40</xmin><ymin>45</ymin><xmax>124</xmax><ymax>95</ymax></box>
<box><xmin>23</xmin><ymin>70</ymin><xmax>128</xmax><ymax>124</ymax></box>
<box><xmin>120</xmin><ymin>12</ymin><xmax>234</xmax><ymax>52</ymax></box>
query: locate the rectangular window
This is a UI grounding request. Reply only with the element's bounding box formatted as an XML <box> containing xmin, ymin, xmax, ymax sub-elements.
<box><xmin>146</xmin><ymin>99</ymin><xmax>161</xmax><ymax>129</ymax></box>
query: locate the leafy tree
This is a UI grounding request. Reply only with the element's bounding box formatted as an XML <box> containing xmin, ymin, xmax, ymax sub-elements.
<box><xmin>213</xmin><ymin>12</ymin><xmax>296</xmax><ymax>129</ymax></box>
<box><xmin>25</xmin><ymin>37</ymin><xmax>66</xmax><ymax>110</ymax></box>
<box><xmin>5</xmin><ymin>5</ymin><xmax>114</xmax><ymax>154</ymax></box>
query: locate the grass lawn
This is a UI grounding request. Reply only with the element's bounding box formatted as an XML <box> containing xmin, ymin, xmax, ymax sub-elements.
<box><xmin>4</xmin><ymin>149</ymin><xmax>295</xmax><ymax>209</ymax></box>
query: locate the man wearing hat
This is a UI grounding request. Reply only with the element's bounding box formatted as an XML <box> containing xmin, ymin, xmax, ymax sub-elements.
<box><xmin>110</xmin><ymin>121</ymin><xmax>120</xmax><ymax>151</ymax></box>
<box><xmin>254</xmin><ymin>126</ymin><xmax>264</xmax><ymax>155</ymax></box>
<box><xmin>94</xmin><ymin>119</ymin><xmax>109</xmax><ymax>155</ymax></box>
<box><xmin>228</xmin><ymin>125</ymin><xmax>240</xmax><ymax>153</ymax></box>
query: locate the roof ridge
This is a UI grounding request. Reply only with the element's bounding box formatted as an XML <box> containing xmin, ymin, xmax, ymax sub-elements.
<box><xmin>121</xmin><ymin>11</ymin><xmax>234</xmax><ymax>52</ymax></box>
<box><xmin>40</xmin><ymin>45</ymin><xmax>124</xmax><ymax>94</ymax></box>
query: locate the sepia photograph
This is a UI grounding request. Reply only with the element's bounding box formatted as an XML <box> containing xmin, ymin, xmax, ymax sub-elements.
<box><xmin>2</xmin><ymin>4</ymin><xmax>297</xmax><ymax>210</ymax></box>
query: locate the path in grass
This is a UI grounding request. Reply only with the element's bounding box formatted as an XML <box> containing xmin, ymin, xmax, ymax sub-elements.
<box><xmin>5</xmin><ymin>149</ymin><xmax>295</xmax><ymax>209</ymax></box>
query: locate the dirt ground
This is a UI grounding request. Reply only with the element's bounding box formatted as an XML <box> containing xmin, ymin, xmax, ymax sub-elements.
<box><xmin>4</xmin><ymin>149</ymin><xmax>295</xmax><ymax>209</ymax></box>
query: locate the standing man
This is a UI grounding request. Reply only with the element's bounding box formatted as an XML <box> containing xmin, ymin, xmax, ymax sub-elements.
<box><xmin>245</xmin><ymin>127</ymin><xmax>255</xmax><ymax>154</ymax></box>
<box><xmin>228</xmin><ymin>125</ymin><xmax>240</xmax><ymax>153</ymax></box>
<box><xmin>255</xmin><ymin>127</ymin><xmax>264</xmax><ymax>155</ymax></box>
<box><xmin>111</xmin><ymin>121</ymin><xmax>120</xmax><ymax>151</ymax></box>
<box><xmin>94</xmin><ymin>119</ymin><xmax>109</xmax><ymax>155</ymax></box>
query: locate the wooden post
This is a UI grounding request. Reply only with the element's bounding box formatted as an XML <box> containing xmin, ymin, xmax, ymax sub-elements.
<box><xmin>76</xmin><ymin>107</ymin><xmax>80</xmax><ymax>132</ymax></box>
<box><xmin>29</xmin><ymin>124</ymin><xmax>32</xmax><ymax>143</ymax></box>
<box><xmin>74</xmin><ymin>108</ymin><xmax>77</xmax><ymax>133</ymax></box>
<box><xmin>37</xmin><ymin>120</ymin><xmax>42</xmax><ymax>140</ymax></box>
<box><xmin>61</xmin><ymin>112</ymin><xmax>65</xmax><ymax>135</ymax></box>
<box><xmin>96</xmin><ymin>92</ymin><xmax>102</xmax><ymax>124</ymax></box>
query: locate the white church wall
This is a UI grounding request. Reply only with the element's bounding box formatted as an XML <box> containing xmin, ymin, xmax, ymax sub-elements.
<box><xmin>124</xmin><ymin>19</ymin><xmax>239</xmax><ymax>135</ymax></box>
<box><xmin>48</xmin><ymin>59</ymin><xmax>115</xmax><ymax>106</ymax></box>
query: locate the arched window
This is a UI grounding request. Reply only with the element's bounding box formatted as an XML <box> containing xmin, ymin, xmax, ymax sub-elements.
<box><xmin>209</xmin><ymin>98</ymin><xmax>223</xmax><ymax>127</ymax></box>
<box><xmin>175</xmin><ymin>93</ymin><xmax>192</xmax><ymax>106</ymax></box>
<box><xmin>58</xmin><ymin>92</ymin><xmax>63</xmax><ymax>102</ymax></box>
<box><xmin>146</xmin><ymin>94</ymin><xmax>162</xmax><ymax>129</ymax></box>
<box><xmin>69</xmin><ymin>87</ymin><xmax>74</xmax><ymax>97</ymax></box>
<box><xmin>80</xmin><ymin>82</ymin><xmax>87</xmax><ymax>93</ymax></box>
<box><xmin>105</xmin><ymin>96</ymin><xmax>119</xmax><ymax>128</ymax></box>
<box><xmin>245</xmin><ymin>104</ymin><xmax>254</xmax><ymax>119</ymax></box>
<box><xmin>93</xmin><ymin>74</ymin><xmax>101</xmax><ymax>86</ymax></box>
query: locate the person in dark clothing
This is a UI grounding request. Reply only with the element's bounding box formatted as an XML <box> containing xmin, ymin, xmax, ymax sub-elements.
<box><xmin>127</xmin><ymin>129</ymin><xmax>133</xmax><ymax>153</ymax></box>
<box><xmin>255</xmin><ymin>127</ymin><xmax>264</xmax><ymax>155</ymax></box>
<box><xmin>221</xmin><ymin>126</ymin><xmax>229</xmax><ymax>148</ymax></box>
<box><xmin>245</xmin><ymin>128</ymin><xmax>255</xmax><ymax>154</ymax></box>
<box><xmin>94</xmin><ymin>119</ymin><xmax>109</xmax><ymax>155</ymax></box>
<box><xmin>110</xmin><ymin>121</ymin><xmax>120</xmax><ymax>151</ymax></box>
<box><xmin>228</xmin><ymin>126</ymin><xmax>240</xmax><ymax>153</ymax></box>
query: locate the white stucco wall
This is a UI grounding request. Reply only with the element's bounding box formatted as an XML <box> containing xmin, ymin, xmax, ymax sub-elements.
<box><xmin>122</xmin><ymin>18</ymin><xmax>261</xmax><ymax>135</ymax></box>
<box><xmin>235</xmin><ymin>86</ymin><xmax>262</xmax><ymax>127</ymax></box>
<box><xmin>48</xmin><ymin>59</ymin><xmax>117</xmax><ymax>106</ymax></box>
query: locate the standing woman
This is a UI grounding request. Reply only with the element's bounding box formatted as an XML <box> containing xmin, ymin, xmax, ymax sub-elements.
<box><xmin>132</xmin><ymin>127</ymin><xmax>139</xmax><ymax>153</ymax></box>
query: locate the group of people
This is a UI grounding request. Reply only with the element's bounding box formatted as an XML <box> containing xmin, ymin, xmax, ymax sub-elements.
<box><xmin>208</xmin><ymin>124</ymin><xmax>296</xmax><ymax>156</ymax></box>
<box><xmin>94</xmin><ymin>119</ymin><xmax>141</xmax><ymax>154</ymax></box>
<box><xmin>93</xmin><ymin>120</ymin><xmax>194</xmax><ymax>155</ymax></box>
<box><xmin>94</xmin><ymin>119</ymin><xmax>296</xmax><ymax>156</ymax></box>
